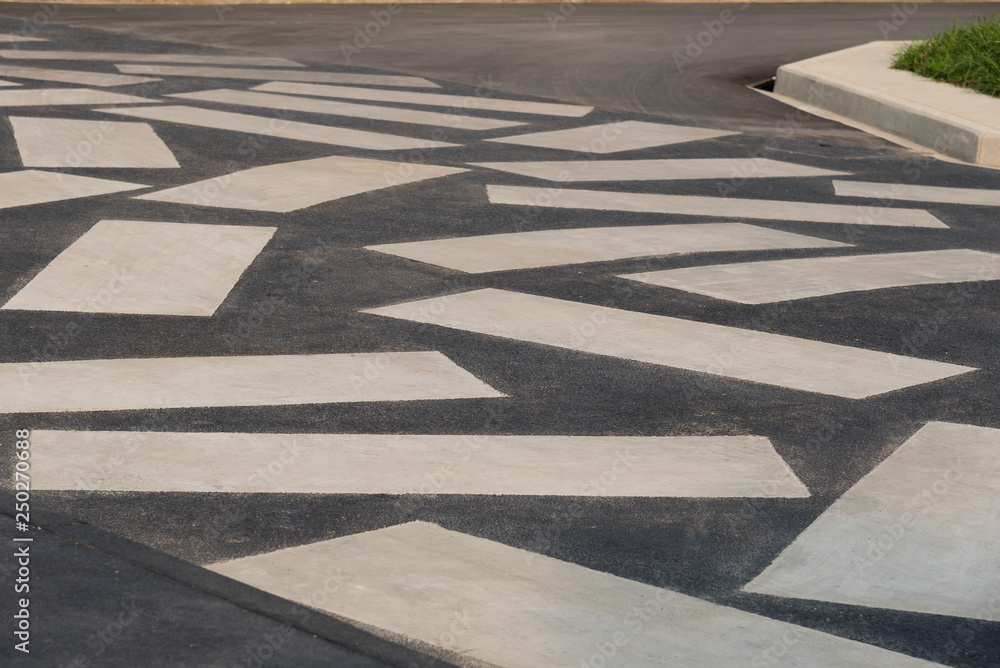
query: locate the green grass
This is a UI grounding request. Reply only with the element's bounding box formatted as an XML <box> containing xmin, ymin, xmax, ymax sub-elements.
<box><xmin>892</xmin><ymin>14</ymin><xmax>1000</xmax><ymax>98</ymax></box>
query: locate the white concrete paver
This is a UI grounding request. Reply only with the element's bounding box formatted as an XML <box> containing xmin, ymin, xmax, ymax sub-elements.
<box><xmin>745</xmin><ymin>422</ymin><xmax>1000</xmax><ymax>622</ymax></box>
<box><xmin>0</xmin><ymin>170</ymin><xmax>147</xmax><ymax>210</ymax></box>
<box><xmin>471</xmin><ymin>157</ymin><xmax>848</xmax><ymax>181</ymax></box>
<box><xmin>136</xmin><ymin>155</ymin><xmax>467</xmax><ymax>213</ymax></box>
<box><xmin>170</xmin><ymin>88</ymin><xmax>524</xmax><ymax>130</ymax></box>
<box><xmin>622</xmin><ymin>249</ymin><xmax>1000</xmax><ymax>304</ymax></box>
<box><xmin>364</xmin><ymin>288</ymin><xmax>975</xmax><ymax>399</ymax></box>
<box><xmin>209</xmin><ymin>522</ymin><xmax>942</xmax><ymax>667</ymax></box>
<box><xmin>116</xmin><ymin>64</ymin><xmax>437</xmax><ymax>88</ymax></box>
<box><xmin>368</xmin><ymin>223</ymin><xmax>847</xmax><ymax>273</ymax></box>
<box><xmin>10</xmin><ymin>117</ymin><xmax>180</xmax><ymax>168</ymax></box>
<box><xmin>0</xmin><ymin>351</ymin><xmax>503</xmax><ymax>413</ymax></box>
<box><xmin>487</xmin><ymin>185</ymin><xmax>948</xmax><ymax>228</ymax></box>
<box><xmin>486</xmin><ymin>120</ymin><xmax>737</xmax><ymax>153</ymax></box>
<box><xmin>100</xmin><ymin>105</ymin><xmax>458</xmax><ymax>151</ymax></box>
<box><xmin>254</xmin><ymin>81</ymin><xmax>594</xmax><ymax>117</ymax></box>
<box><xmin>30</xmin><ymin>432</ymin><xmax>808</xmax><ymax>496</ymax></box>
<box><xmin>3</xmin><ymin>220</ymin><xmax>275</xmax><ymax>316</ymax></box>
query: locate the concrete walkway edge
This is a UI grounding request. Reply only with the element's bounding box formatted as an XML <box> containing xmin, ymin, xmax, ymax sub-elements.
<box><xmin>774</xmin><ymin>41</ymin><xmax>1000</xmax><ymax>167</ymax></box>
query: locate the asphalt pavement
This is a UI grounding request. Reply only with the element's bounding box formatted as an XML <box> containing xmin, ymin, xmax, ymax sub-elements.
<box><xmin>0</xmin><ymin>3</ymin><xmax>998</xmax><ymax>667</ymax></box>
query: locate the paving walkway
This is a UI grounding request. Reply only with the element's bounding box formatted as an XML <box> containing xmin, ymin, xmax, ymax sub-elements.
<box><xmin>0</xmin><ymin>10</ymin><xmax>998</xmax><ymax>667</ymax></box>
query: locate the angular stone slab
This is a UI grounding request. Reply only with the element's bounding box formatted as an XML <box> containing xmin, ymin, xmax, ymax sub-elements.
<box><xmin>3</xmin><ymin>220</ymin><xmax>275</xmax><ymax>316</ymax></box>
<box><xmin>471</xmin><ymin>158</ymin><xmax>848</xmax><ymax>181</ymax></box>
<box><xmin>745</xmin><ymin>421</ymin><xmax>1000</xmax><ymax>622</ymax></box>
<box><xmin>136</xmin><ymin>155</ymin><xmax>467</xmax><ymax>213</ymax></box>
<box><xmin>363</xmin><ymin>289</ymin><xmax>975</xmax><ymax>399</ymax></box>
<box><xmin>30</xmin><ymin>431</ymin><xmax>808</xmax><ymax>497</ymax></box>
<box><xmin>487</xmin><ymin>185</ymin><xmax>947</xmax><ymax>228</ymax></box>
<box><xmin>0</xmin><ymin>64</ymin><xmax>157</xmax><ymax>87</ymax></box>
<box><xmin>169</xmin><ymin>88</ymin><xmax>524</xmax><ymax>131</ymax></box>
<box><xmin>116</xmin><ymin>64</ymin><xmax>437</xmax><ymax>88</ymax></box>
<box><xmin>622</xmin><ymin>249</ymin><xmax>1000</xmax><ymax>304</ymax></box>
<box><xmin>0</xmin><ymin>351</ymin><xmax>503</xmax><ymax>413</ymax></box>
<box><xmin>834</xmin><ymin>179</ymin><xmax>1000</xmax><ymax>206</ymax></box>
<box><xmin>100</xmin><ymin>105</ymin><xmax>457</xmax><ymax>151</ymax></box>
<box><xmin>486</xmin><ymin>120</ymin><xmax>737</xmax><ymax>153</ymax></box>
<box><xmin>10</xmin><ymin>117</ymin><xmax>180</xmax><ymax>168</ymax></box>
<box><xmin>0</xmin><ymin>88</ymin><xmax>156</xmax><ymax>107</ymax></box>
<box><xmin>0</xmin><ymin>170</ymin><xmax>147</xmax><ymax>210</ymax></box>
<box><xmin>368</xmin><ymin>222</ymin><xmax>848</xmax><ymax>273</ymax></box>
<box><xmin>255</xmin><ymin>81</ymin><xmax>594</xmax><ymax>117</ymax></box>
<box><xmin>209</xmin><ymin>523</ymin><xmax>941</xmax><ymax>667</ymax></box>
<box><xmin>0</xmin><ymin>50</ymin><xmax>301</xmax><ymax>67</ymax></box>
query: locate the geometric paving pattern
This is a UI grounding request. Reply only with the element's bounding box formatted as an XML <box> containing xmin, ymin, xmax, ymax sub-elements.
<box><xmin>0</xmin><ymin>87</ymin><xmax>155</xmax><ymax>106</ymax></box>
<box><xmin>745</xmin><ymin>422</ymin><xmax>1000</xmax><ymax>622</ymax></box>
<box><xmin>101</xmin><ymin>104</ymin><xmax>459</xmax><ymax>150</ymax></box>
<box><xmin>365</xmin><ymin>288</ymin><xmax>976</xmax><ymax>399</ymax></box>
<box><xmin>254</xmin><ymin>80</ymin><xmax>595</xmax><ymax>116</ymax></box>
<box><xmin>116</xmin><ymin>64</ymin><xmax>438</xmax><ymax>88</ymax></box>
<box><xmin>621</xmin><ymin>249</ymin><xmax>1000</xmax><ymax>303</ymax></box>
<box><xmin>30</xmin><ymin>431</ymin><xmax>810</xmax><ymax>496</ymax></box>
<box><xmin>834</xmin><ymin>179</ymin><xmax>1000</xmax><ymax>206</ymax></box>
<box><xmin>2</xmin><ymin>24</ymin><xmax>997</xmax><ymax>666</ymax></box>
<box><xmin>470</xmin><ymin>157</ymin><xmax>849</xmax><ymax>181</ymax></box>
<box><xmin>10</xmin><ymin>117</ymin><xmax>179</xmax><ymax>168</ymax></box>
<box><xmin>170</xmin><ymin>88</ymin><xmax>525</xmax><ymax>130</ymax></box>
<box><xmin>487</xmin><ymin>185</ymin><xmax>949</xmax><ymax>227</ymax></box>
<box><xmin>0</xmin><ymin>352</ymin><xmax>502</xmax><ymax>413</ymax></box>
<box><xmin>367</xmin><ymin>222</ymin><xmax>848</xmax><ymax>273</ymax></box>
<box><xmin>486</xmin><ymin>120</ymin><xmax>739</xmax><ymax>153</ymax></box>
<box><xmin>0</xmin><ymin>169</ymin><xmax>147</xmax><ymax>209</ymax></box>
<box><xmin>209</xmin><ymin>522</ymin><xmax>942</xmax><ymax>667</ymax></box>
<box><xmin>0</xmin><ymin>49</ymin><xmax>303</xmax><ymax>67</ymax></box>
<box><xmin>2</xmin><ymin>220</ymin><xmax>274</xmax><ymax>315</ymax></box>
<box><xmin>135</xmin><ymin>155</ymin><xmax>467</xmax><ymax>212</ymax></box>
<box><xmin>0</xmin><ymin>63</ymin><xmax>158</xmax><ymax>87</ymax></box>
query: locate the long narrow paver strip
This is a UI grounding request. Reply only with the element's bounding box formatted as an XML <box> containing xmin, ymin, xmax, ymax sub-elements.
<box><xmin>622</xmin><ymin>249</ymin><xmax>1000</xmax><ymax>304</ymax></box>
<box><xmin>116</xmin><ymin>64</ymin><xmax>437</xmax><ymax>88</ymax></box>
<box><xmin>169</xmin><ymin>88</ymin><xmax>524</xmax><ymax>130</ymax></box>
<box><xmin>0</xmin><ymin>63</ymin><xmax>157</xmax><ymax>87</ymax></box>
<box><xmin>744</xmin><ymin>421</ymin><xmax>1000</xmax><ymax>622</ymax></box>
<box><xmin>485</xmin><ymin>120</ymin><xmax>736</xmax><ymax>153</ymax></box>
<box><xmin>0</xmin><ymin>170</ymin><xmax>147</xmax><ymax>210</ymax></box>
<box><xmin>367</xmin><ymin>222</ymin><xmax>848</xmax><ymax>273</ymax></box>
<box><xmin>209</xmin><ymin>522</ymin><xmax>940</xmax><ymax>667</ymax></box>
<box><xmin>471</xmin><ymin>158</ymin><xmax>848</xmax><ymax>181</ymax></box>
<box><xmin>363</xmin><ymin>289</ymin><xmax>975</xmax><ymax>399</ymax></box>
<box><xmin>487</xmin><ymin>185</ymin><xmax>947</xmax><ymax>228</ymax></box>
<box><xmin>10</xmin><ymin>117</ymin><xmax>180</xmax><ymax>168</ymax></box>
<box><xmin>0</xmin><ymin>50</ymin><xmax>302</xmax><ymax>67</ymax></box>
<box><xmin>3</xmin><ymin>220</ymin><xmax>275</xmax><ymax>316</ymax></box>
<box><xmin>30</xmin><ymin>432</ymin><xmax>808</xmax><ymax>496</ymax></box>
<box><xmin>833</xmin><ymin>180</ymin><xmax>1000</xmax><ymax>206</ymax></box>
<box><xmin>0</xmin><ymin>88</ymin><xmax>157</xmax><ymax>107</ymax></box>
<box><xmin>254</xmin><ymin>81</ymin><xmax>593</xmax><ymax>117</ymax></box>
<box><xmin>0</xmin><ymin>351</ymin><xmax>503</xmax><ymax>413</ymax></box>
<box><xmin>99</xmin><ymin>105</ymin><xmax>457</xmax><ymax>151</ymax></box>
<box><xmin>136</xmin><ymin>155</ymin><xmax>467</xmax><ymax>213</ymax></box>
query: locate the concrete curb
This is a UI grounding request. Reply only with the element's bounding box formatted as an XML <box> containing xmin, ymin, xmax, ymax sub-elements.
<box><xmin>774</xmin><ymin>41</ymin><xmax>1000</xmax><ymax>167</ymax></box>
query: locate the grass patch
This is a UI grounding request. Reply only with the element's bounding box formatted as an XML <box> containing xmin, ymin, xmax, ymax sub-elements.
<box><xmin>892</xmin><ymin>14</ymin><xmax>1000</xmax><ymax>98</ymax></box>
